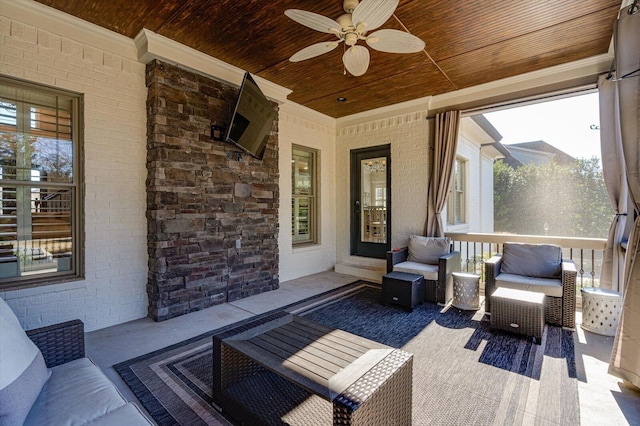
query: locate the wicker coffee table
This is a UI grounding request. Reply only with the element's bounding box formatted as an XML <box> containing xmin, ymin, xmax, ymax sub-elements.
<box><xmin>490</xmin><ymin>287</ymin><xmax>545</xmax><ymax>344</ymax></box>
<box><xmin>213</xmin><ymin>314</ymin><xmax>413</xmax><ymax>426</ymax></box>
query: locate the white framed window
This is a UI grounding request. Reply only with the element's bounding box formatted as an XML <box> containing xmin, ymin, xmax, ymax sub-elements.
<box><xmin>292</xmin><ymin>145</ymin><xmax>318</xmax><ymax>245</ymax></box>
<box><xmin>0</xmin><ymin>77</ymin><xmax>83</xmax><ymax>289</ymax></box>
<box><xmin>447</xmin><ymin>157</ymin><xmax>466</xmax><ymax>225</ymax></box>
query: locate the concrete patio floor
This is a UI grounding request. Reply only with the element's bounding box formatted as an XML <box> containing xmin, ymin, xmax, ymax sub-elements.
<box><xmin>86</xmin><ymin>271</ymin><xmax>640</xmax><ymax>425</ymax></box>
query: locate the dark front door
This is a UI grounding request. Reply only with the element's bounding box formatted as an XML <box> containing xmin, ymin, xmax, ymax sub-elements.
<box><xmin>350</xmin><ymin>145</ymin><xmax>391</xmax><ymax>258</ymax></box>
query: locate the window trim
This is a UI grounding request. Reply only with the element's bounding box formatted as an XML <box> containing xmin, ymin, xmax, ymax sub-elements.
<box><xmin>0</xmin><ymin>76</ymin><xmax>84</xmax><ymax>290</ymax></box>
<box><xmin>447</xmin><ymin>157</ymin><xmax>466</xmax><ymax>226</ymax></box>
<box><xmin>291</xmin><ymin>144</ymin><xmax>319</xmax><ymax>246</ymax></box>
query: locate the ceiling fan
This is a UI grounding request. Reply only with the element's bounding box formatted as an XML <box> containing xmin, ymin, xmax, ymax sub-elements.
<box><xmin>285</xmin><ymin>0</ymin><xmax>425</xmax><ymax>77</ymax></box>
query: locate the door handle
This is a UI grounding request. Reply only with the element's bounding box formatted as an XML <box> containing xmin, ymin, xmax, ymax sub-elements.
<box><xmin>354</xmin><ymin>200</ymin><xmax>360</xmax><ymax>214</ymax></box>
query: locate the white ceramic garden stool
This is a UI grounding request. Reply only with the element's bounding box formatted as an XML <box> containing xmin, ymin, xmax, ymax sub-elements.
<box><xmin>452</xmin><ymin>272</ymin><xmax>481</xmax><ymax>310</ymax></box>
<box><xmin>580</xmin><ymin>287</ymin><xmax>622</xmax><ymax>336</ymax></box>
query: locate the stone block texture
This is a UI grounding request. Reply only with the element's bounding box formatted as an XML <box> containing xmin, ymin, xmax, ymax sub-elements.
<box><xmin>146</xmin><ymin>60</ymin><xmax>279</xmax><ymax>321</ymax></box>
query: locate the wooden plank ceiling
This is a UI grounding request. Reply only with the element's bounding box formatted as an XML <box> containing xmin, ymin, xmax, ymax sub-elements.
<box><xmin>35</xmin><ymin>0</ymin><xmax>621</xmax><ymax>118</ymax></box>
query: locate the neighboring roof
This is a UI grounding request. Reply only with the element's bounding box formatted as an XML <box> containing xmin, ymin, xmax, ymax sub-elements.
<box><xmin>471</xmin><ymin>115</ymin><xmax>503</xmax><ymax>142</ymax></box>
<box><xmin>483</xmin><ymin>141</ymin><xmax>512</xmax><ymax>159</ymax></box>
<box><xmin>508</xmin><ymin>141</ymin><xmax>576</xmax><ymax>164</ymax></box>
<box><xmin>500</xmin><ymin>155</ymin><xmax>524</xmax><ymax>169</ymax></box>
<box><xmin>500</xmin><ymin>140</ymin><xmax>576</xmax><ymax>168</ymax></box>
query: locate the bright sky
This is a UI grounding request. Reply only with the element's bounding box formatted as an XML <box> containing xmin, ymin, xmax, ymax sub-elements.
<box><xmin>483</xmin><ymin>92</ymin><xmax>601</xmax><ymax>160</ymax></box>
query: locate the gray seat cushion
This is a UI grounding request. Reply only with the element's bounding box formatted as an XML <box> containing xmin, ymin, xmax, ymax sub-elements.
<box><xmin>495</xmin><ymin>273</ymin><xmax>563</xmax><ymax>297</ymax></box>
<box><xmin>501</xmin><ymin>243</ymin><xmax>562</xmax><ymax>278</ymax></box>
<box><xmin>24</xmin><ymin>358</ymin><xmax>129</xmax><ymax>426</ymax></box>
<box><xmin>393</xmin><ymin>261</ymin><xmax>439</xmax><ymax>281</ymax></box>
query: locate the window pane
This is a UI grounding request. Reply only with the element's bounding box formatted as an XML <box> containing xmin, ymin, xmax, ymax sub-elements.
<box><xmin>292</xmin><ymin>148</ymin><xmax>312</xmax><ymax>196</ymax></box>
<box><xmin>292</xmin><ymin>197</ymin><xmax>311</xmax><ymax>242</ymax></box>
<box><xmin>31</xmin><ymin>137</ymin><xmax>74</xmax><ymax>183</ymax></box>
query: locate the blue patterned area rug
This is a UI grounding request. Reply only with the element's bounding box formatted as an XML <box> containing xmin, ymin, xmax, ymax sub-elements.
<box><xmin>114</xmin><ymin>281</ymin><xmax>579</xmax><ymax>425</ymax></box>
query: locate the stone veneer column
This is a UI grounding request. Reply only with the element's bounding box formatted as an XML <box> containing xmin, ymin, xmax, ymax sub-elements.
<box><xmin>145</xmin><ymin>60</ymin><xmax>279</xmax><ymax>321</ymax></box>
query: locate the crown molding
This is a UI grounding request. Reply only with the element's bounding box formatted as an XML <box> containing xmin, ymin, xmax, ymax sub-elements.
<box><xmin>336</xmin><ymin>96</ymin><xmax>431</xmax><ymax>128</ymax></box>
<box><xmin>1</xmin><ymin>0</ymin><xmax>137</xmax><ymax>59</ymax></box>
<box><xmin>279</xmin><ymin>102</ymin><xmax>336</xmax><ymax>131</ymax></box>
<box><xmin>134</xmin><ymin>29</ymin><xmax>292</xmax><ymax>104</ymax></box>
<box><xmin>429</xmin><ymin>53</ymin><xmax>612</xmax><ymax>112</ymax></box>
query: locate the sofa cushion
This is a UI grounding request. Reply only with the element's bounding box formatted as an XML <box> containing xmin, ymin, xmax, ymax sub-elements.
<box><xmin>495</xmin><ymin>273</ymin><xmax>563</xmax><ymax>297</ymax></box>
<box><xmin>393</xmin><ymin>261</ymin><xmax>439</xmax><ymax>281</ymax></box>
<box><xmin>500</xmin><ymin>243</ymin><xmax>562</xmax><ymax>278</ymax></box>
<box><xmin>0</xmin><ymin>297</ymin><xmax>51</xmax><ymax>426</ymax></box>
<box><xmin>24</xmin><ymin>357</ymin><xmax>128</xmax><ymax>426</ymax></box>
<box><xmin>407</xmin><ymin>236</ymin><xmax>451</xmax><ymax>265</ymax></box>
<box><xmin>85</xmin><ymin>403</ymin><xmax>152</xmax><ymax>425</ymax></box>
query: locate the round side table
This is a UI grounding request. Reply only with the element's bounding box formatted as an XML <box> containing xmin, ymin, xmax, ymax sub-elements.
<box><xmin>452</xmin><ymin>272</ymin><xmax>480</xmax><ymax>310</ymax></box>
<box><xmin>580</xmin><ymin>287</ymin><xmax>622</xmax><ymax>336</ymax></box>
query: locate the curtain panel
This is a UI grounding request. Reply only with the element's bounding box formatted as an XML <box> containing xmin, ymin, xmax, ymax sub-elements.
<box><xmin>609</xmin><ymin>4</ymin><xmax>640</xmax><ymax>390</ymax></box>
<box><xmin>424</xmin><ymin>110</ymin><xmax>461</xmax><ymax>237</ymax></box>
<box><xmin>599</xmin><ymin>74</ymin><xmax>628</xmax><ymax>292</ymax></box>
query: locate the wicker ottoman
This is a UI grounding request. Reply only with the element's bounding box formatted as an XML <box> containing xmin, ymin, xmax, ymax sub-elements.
<box><xmin>581</xmin><ymin>287</ymin><xmax>622</xmax><ymax>336</ymax></box>
<box><xmin>382</xmin><ymin>271</ymin><xmax>424</xmax><ymax>312</ymax></box>
<box><xmin>490</xmin><ymin>287</ymin><xmax>545</xmax><ymax>344</ymax></box>
<box><xmin>452</xmin><ymin>272</ymin><xmax>480</xmax><ymax>310</ymax></box>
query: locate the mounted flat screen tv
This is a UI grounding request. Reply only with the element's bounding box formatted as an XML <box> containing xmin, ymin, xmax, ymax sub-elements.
<box><xmin>225</xmin><ymin>72</ymin><xmax>276</xmax><ymax>160</ymax></box>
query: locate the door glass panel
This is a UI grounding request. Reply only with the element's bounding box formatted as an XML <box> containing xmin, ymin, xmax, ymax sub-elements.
<box><xmin>360</xmin><ymin>157</ymin><xmax>387</xmax><ymax>243</ymax></box>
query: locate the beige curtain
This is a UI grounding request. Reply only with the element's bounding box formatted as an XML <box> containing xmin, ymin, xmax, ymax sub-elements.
<box><xmin>609</xmin><ymin>4</ymin><xmax>640</xmax><ymax>389</ymax></box>
<box><xmin>424</xmin><ymin>110</ymin><xmax>461</xmax><ymax>237</ymax></box>
<box><xmin>599</xmin><ymin>74</ymin><xmax>628</xmax><ymax>292</ymax></box>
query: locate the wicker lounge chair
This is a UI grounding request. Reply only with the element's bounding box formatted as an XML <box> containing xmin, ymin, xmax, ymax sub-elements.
<box><xmin>485</xmin><ymin>242</ymin><xmax>577</xmax><ymax>329</ymax></box>
<box><xmin>387</xmin><ymin>236</ymin><xmax>461</xmax><ymax>305</ymax></box>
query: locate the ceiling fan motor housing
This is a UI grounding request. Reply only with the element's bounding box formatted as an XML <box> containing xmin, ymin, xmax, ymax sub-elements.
<box><xmin>336</xmin><ymin>13</ymin><xmax>354</xmax><ymax>31</ymax></box>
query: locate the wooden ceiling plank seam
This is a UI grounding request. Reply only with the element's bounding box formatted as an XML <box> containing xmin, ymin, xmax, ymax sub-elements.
<box><xmin>153</xmin><ymin>1</ymin><xmax>195</xmax><ymax>34</ymax></box>
<box><xmin>391</xmin><ymin>13</ymin><xmax>457</xmax><ymax>90</ymax></box>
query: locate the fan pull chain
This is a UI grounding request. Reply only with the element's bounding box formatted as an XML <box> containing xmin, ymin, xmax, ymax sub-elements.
<box><xmin>343</xmin><ymin>43</ymin><xmax>347</xmax><ymax>75</ymax></box>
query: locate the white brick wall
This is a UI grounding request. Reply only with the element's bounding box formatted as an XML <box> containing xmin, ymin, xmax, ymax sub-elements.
<box><xmin>0</xmin><ymin>2</ymin><xmax>148</xmax><ymax>331</ymax></box>
<box><xmin>335</xmin><ymin>112</ymin><xmax>430</xmax><ymax>261</ymax></box>
<box><xmin>278</xmin><ymin>103</ymin><xmax>337</xmax><ymax>282</ymax></box>
<box><xmin>453</xmin><ymin>116</ymin><xmax>499</xmax><ymax>234</ymax></box>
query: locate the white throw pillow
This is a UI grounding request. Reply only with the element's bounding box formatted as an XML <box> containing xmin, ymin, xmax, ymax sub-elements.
<box><xmin>0</xmin><ymin>297</ymin><xmax>51</xmax><ymax>426</ymax></box>
<box><xmin>407</xmin><ymin>235</ymin><xmax>451</xmax><ymax>265</ymax></box>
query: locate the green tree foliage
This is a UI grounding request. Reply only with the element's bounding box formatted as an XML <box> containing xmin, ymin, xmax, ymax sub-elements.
<box><xmin>494</xmin><ymin>157</ymin><xmax>612</xmax><ymax>238</ymax></box>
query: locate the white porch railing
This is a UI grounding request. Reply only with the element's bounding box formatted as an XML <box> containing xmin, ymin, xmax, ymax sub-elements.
<box><xmin>445</xmin><ymin>232</ymin><xmax>608</xmax><ymax>289</ymax></box>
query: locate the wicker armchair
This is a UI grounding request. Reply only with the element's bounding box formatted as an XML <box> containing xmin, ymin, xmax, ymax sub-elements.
<box><xmin>484</xmin><ymin>243</ymin><xmax>577</xmax><ymax>329</ymax></box>
<box><xmin>387</xmin><ymin>236</ymin><xmax>461</xmax><ymax>305</ymax></box>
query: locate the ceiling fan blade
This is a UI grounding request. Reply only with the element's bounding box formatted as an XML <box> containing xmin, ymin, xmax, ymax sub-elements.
<box><xmin>289</xmin><ymin>41</ymin><xmax>340</xmax><ymax>62</ymax></box>
<box><xmin>351</xmin><ymin>0</ymin><xmax>399</xmax><ymax>32</ymax></box>
<box><xmin>343</xmin><ymin>45</ymin><xmax>370</xmax><ymax>76</ymax></box>
<box><xmin>285</xmin><ymin>9</ymin><xmax>341</xmax><ymax>34</ymax></box>
<box><xmin>366</xmin><ymin>29</ymin><xmax>425</xmax><ymax>53</ymax></box>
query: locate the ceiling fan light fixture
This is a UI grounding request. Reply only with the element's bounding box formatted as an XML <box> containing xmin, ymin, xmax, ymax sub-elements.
<box><xmin>345</xmin><ymin>33</ymin><xmax>358</xmax><ymax>46</ymax></box>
